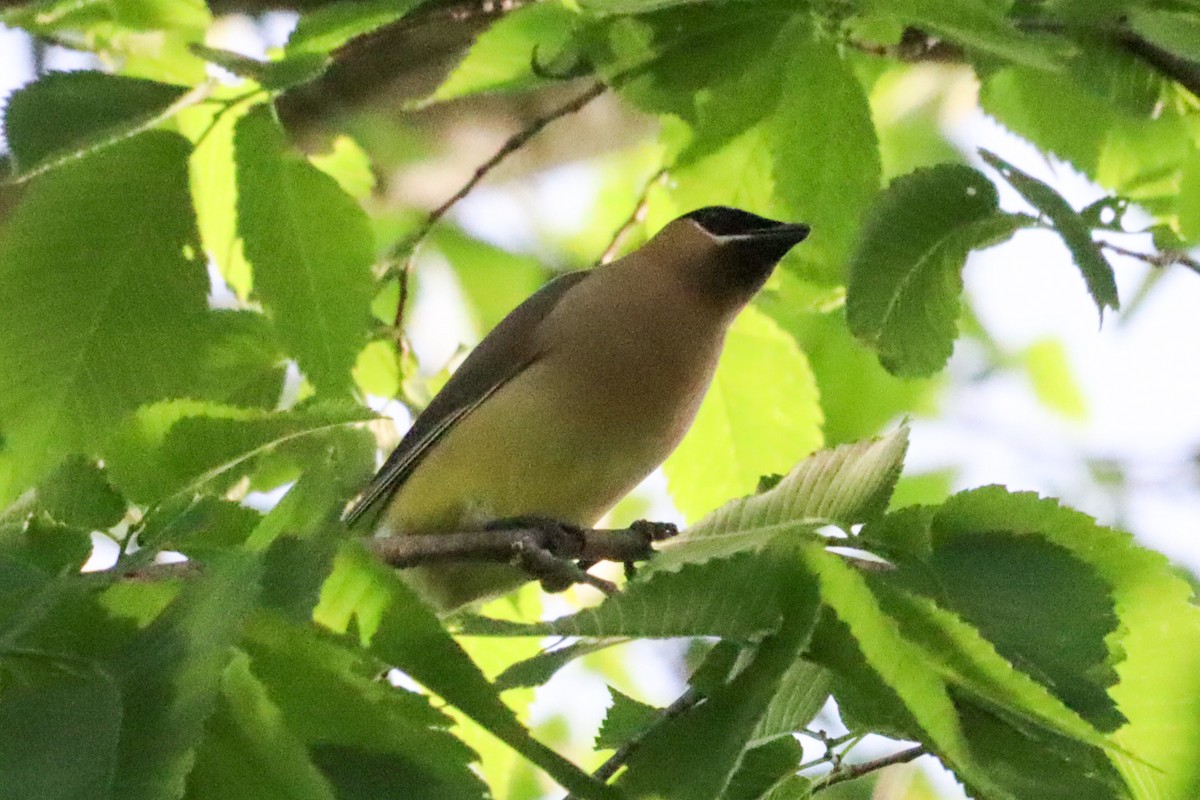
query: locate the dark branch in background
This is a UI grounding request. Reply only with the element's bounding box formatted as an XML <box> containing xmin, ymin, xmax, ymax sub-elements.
<box><xmin>597</xmin><ymin>167</ymin><xmax>668</xmax><ymax>265</ymax></box>
<box><xmin>388</xmin><ymin>79</ymin><xmax>608</xmax><ymax>333</ymax></box>
<box><xmin>851</xmin><ymin>22</ymin><xmax>1200</xmax><ymax>100</ymax></box>
<box><xmin>398</xmin><ymin>79</ymin><xmax>608</xmax><ymax>256</ymax></box>
<box><xmin>813</xmin><ymin>745</ymin><xmax>928</xmax><ymax>792</ymax></box>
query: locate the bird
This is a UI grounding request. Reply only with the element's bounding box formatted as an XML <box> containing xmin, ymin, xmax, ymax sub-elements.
<box><xmin>346</xmin><ymin>206</ymin><xmax>810</xmax><ymax>610</ymax></box>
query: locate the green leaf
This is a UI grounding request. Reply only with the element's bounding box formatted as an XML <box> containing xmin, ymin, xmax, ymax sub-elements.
<box><xmin>980</xmin><ymin>150</ymin><xmax>1119</xmax><ymax>316</ymax></box>
<box><xmin>916</xmin><ymin>489</ymin><xmax>1124</xmax><ymax>730</ymax></box>
<box><xmin>0</xmin><ymin>132</ymin><xmax>211</xmax><ymax>504</ymax></box>
<box><xmin>110</xmin><ymin>553</ymin><xmax>262</xmax><ymax>800</ymax></box>
<box><xmin>425</xmin><ymin>3</ymin><xmax>579</xmax><ymax>105</ymax></box>
<box><xmin>846</xmin><ymin>164</ymin><xmax>1028</xmax><ymax>377</ymax></box>
<box><xmin>768</xmin><ymin>29</ymin><xmax>881</xmax><ymax>284</ymax></box>
<box><xmin>665</xmin><ymin>306</ymin><xmax>823</xmax><ymax>521</ymax></box>
<box><xmin>751</xmin><ymin>658</ymin><xmax>831</xmax><ymax>742</ymax></box>
<box><xmin>656</xmin><ymin>428</ymin><xmax>909</xmax><ymax>574</ymax></box>
<box><xmin>721</xmin><ymin>736</ymin><xmax>804</xmax><ymax>800</ymax></box>
<box><xmin>6</xmin><ymin>517</ymin><xmax>94</xmax><ymax>575</ymax></box>
<box><xmin>618</xmin><ymin>578</ymin><xmax>819</xmax><ymax>800</ymax></box>
<box><xmin>234</xmin><ymin>106</ymin><xmax>376</xmax><ymax>395</ymax></box>
<box><xmin>0</xmin><ymin>657</ymin><xmax>122</xmax><ymax>800</ymax></box>
<box><xmin>800</xmin><ymin>543</ymin><xmax>1006</xmax><ymax>799</ymax></box>
<box><xmin>1022</xmin><ymin>339</ymin><xmax>1087</xmax><ymax>420</ymax></box>
<box><xmin>1127</xmin><ymin>10</ymin><xmax>1200</xmax><ymax>62</ymax></box>
<box><xmin>35</xmin><ymin>455</ymin><xmax>126</xmax><ymax>530</ymax></box>
<box><xmin>186</xmin><ymin>651</ymin><xmax>338</xmax><ymax>800</ymax></box>
<box><xmin>495</xmin><ymin>639</ymin><xmax>626</xmax><ymax>690</ymax></box>
<box><xmin>866</xmin><ymin>0</ymin><xmax>1073</xmax><ymax>69</ymax></box>
<box><xmin>2</xmin><ymin>70</ymin><xmax>194</xmax><ymax>180</ymax></box>
<box><xmin>310</xmin><ymin>135</ymin><xmax>377</xmax><ymax>201</ymax></box>
<box><xmin>432</xmin><ymin>228</ymin><xmax>551</xmax><ymax>334</ymax></box>
<box><xmin>286</xmin><ymin>0</ymin><xmax>424</xmax><ymax>55</ymax></box>
<box><xmin>1181</xmin><ymin>152</ymin><xmax>1200</xmax><ymax>244</ymax></box>
<box><xmin>189</xmin><ymin>44</ymin><xmax>331</xmax><ymax>90</ymax></box>
<box><xmin>313</xmin><ymin>545</ymin><xmax>618</xmax><ymax>800</ymax></box>
<box><xmin>103</xmin><ymin>400</ymin><xmax>375</xmax><ymax>504</ymax></box>
<box><xmin>596</xmin><ymin>686</ymin><xmax>659</xmax><ymax>750</ymax></box>
<box><xmin>871</xmin><ymin>581</ymin><xmax>1119</xmax><ymax>753</ymax></box>
<box><xmin>980</xmin><ymin>67</ymin><xmax>1113</xmax><ymax>177</ymax></box>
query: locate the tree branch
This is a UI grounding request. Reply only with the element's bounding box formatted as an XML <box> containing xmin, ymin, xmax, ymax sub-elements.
<box><xmin>395</xmin><ymin>79</ymin><xmax>608</xmax><ymax>261</ymax></box>
<box><xmin>1101</xmin><ymin>241</ymin><xmax>1200</xmax><ymax>277</ymax></box>
<box><xmin>122</xmin><ymin>521</ymin><xmax>678</xmax><ymax>592</ymax></box>
<box><xmin>596</xmin><ymin>167</ymin><xmax>667</xmax><ymax>265</ymax></box>
<box><xmin>813</xmin><ymin>746</ymin><xmax>927</xmax><ymax>792</ymax></box>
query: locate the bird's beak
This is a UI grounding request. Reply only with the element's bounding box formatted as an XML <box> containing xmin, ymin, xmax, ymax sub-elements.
<box><xmin>731</xmin><ymin>221</ymin><xmax>811</xmax><ymax>246</ymax></box>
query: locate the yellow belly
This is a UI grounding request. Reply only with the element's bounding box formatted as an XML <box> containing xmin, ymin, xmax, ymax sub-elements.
<box><xmin>381</xmin><ymin>350</ymin><xmax>714</xmax><ymax>609</ymax></box>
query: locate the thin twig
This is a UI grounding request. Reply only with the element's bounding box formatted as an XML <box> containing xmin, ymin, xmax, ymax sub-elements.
<box><xmin>596</xmin><ymin>167</ymin><xmax>667</xmax><ymax>265</ymax></box>
<box><xmin>1101</xmin><ymin>241</ymin><xmax>1200</xmax><ymax>277</ymax></box>
<box><xmin>395</xmin><ymin>80</ymin><xmax>608</xmax><ymax>263</ymax></box>
<box><xmin>812</xmin><ymin>746</ymin><xmax>927</xmax><ymax>792</ymax></box>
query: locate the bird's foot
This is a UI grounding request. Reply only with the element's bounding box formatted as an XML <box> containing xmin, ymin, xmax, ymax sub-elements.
<box><xmin>484</xmin><ymin>516</ymin><xmax>602</xmax><ymax>593</ymax></box>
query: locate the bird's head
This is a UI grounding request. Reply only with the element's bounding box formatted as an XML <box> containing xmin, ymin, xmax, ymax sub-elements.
<box><xmin>650</xmin><ymin>206</ymin><xmax>810</xmax><ymax>307</ymax></box>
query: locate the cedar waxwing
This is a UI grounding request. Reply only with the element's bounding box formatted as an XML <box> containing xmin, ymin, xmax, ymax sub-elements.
<box><xmin>346</xmin><ymin>206</ymin><xmax>810</xmax><ymax>609</ymax></box>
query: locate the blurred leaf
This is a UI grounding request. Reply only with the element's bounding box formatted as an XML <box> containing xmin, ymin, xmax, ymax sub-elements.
<box><xmin>286</xmin><ymin>0</ymin><xmax>424</xmax><ymax>55</ymax></box>
<box><xmin>1127</xmin><ymin>10</ymin><xmax>1200</xmax><ymax>62</ymax></box>
<box><xmin>980</xmin><ymin>151</ymin><xmax>1119</xmax><ymax>316</ymax></box>
<box><xmin>2</xmin><ymin>70</ymin><xmax>194</xmax><ymax>180</ymax></box>
<box><xmin>7</xmin><ymin>517</ymin><xmax>94</xmax><ymax>575</ymax></box>
<box><xmin>1022</xmin><ymin>339</ymin><xmax>1086</xmax><ymax>420</ymax></box>
<box><xmin>186</xmin><ymin>651</ymin><xmax>338</xmax><ymax>800</ymax></box>
<box><xmin>760</xmin><ymin>309</ymin><xmax>935</xmax><ymax>446</ymax></box>
<box><xmin>596</xmin><ymin>686</ymin><xmax>659</xmax><ymax>750</ymax></box>
<box><xmin>867</xmin><ymin>0</ymin><xmax>1073</xmax><ymax>68</ymax></box>
<box><xmin>195</xmin><ymin>311</ymin><xmax>288</xmax><ymax>409</ymax></box>
<box><xmin>847</xmin><ymin>164</ymin><xmax>1029</xmax><ymax>377</ymax></box>
<box><xmin>769</xmin><ymin>29</ymin><xmax>881</xmax><ymax>285</ymax></box>
<box><xmin>36</xmin><ymin>455</ymin><xmax>126</xmax><ymax>530</ymax></box>
<box><xmin>665</xmin><ymin>306</ymin><xmax>822</xmax><ymax>521</ymax></box>
<box><xmin>353</xmin><ymin>339</ymin><xmax>401</xmax><ymax>398</ymax></box>
<box><xmin>310</xmin><ymin>135</ymin><xmax>376</xmax><ymax>200</ymax></box>
<box><xmin>181</xmin><ymin>90</ymin><xmax>259</xmax><ymax>298</ymax></box>
<box><xmin>433</xmin><ymin>228</ymin><xmax>549</xmax><ymax>334</ymax></box>
<box><xmin>0</xmin><ymin>658</ymin><xmax>122</xmax><ymax>800</ymax></box>
<box><xmin>1179</xmin><ymin>152</ymin><xmax>1200</xmax><ymax>243</ymax></box>
<box><xmin>189</xmin><ymin>44</ymin><xmax>331</xmax><ymax>90</ymax></box>
<box><xmin>0</xmin><ymin>132</ymin><xmax>211</xmax><ymax>504</ymax></box>
<box><xmin>980</xmin><ymin>67</ymin><xmax>1113</xmax><ymax>176</ymax></box>
<box><xmin>110</xmin><ymin>553</ymin><xmax>261</xmax><ymax>800</ymax></box>
<box><xmin>425</xmin><ymin>3</ymin><xmax>579</xmax><ymax>105</ymax></box>
<box><xmin>234</xmin><ymin>106</ymin><xmax>376</xmax><ymax>395</ymax></box>
<box><xmin>314</xmin><ymin>545</ymin><xmax>618</xmax><ymax>800</ymax></box>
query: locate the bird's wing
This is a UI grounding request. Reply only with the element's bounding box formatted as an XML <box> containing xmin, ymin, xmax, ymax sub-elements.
<box><xmin>344</xmin><ymin>270</ymin><xmax>591</xmax><ymax>527</ymax></box>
